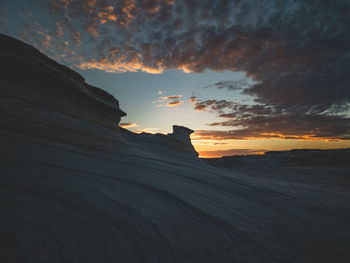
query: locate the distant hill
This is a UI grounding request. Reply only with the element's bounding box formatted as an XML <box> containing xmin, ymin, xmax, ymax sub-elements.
<box><xmin>203</xmin><ymin>148</ymin><xmax>350</xmax><ymax>167</ymax></box>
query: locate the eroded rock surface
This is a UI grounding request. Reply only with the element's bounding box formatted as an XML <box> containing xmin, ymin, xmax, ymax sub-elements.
<box><xmin>0</xmin><ymin>33</ymin><xmax>126</xmax><ymax>148</ymax></box>
<box><xmin>1</xmin><ymin>34</ymin><xmax>350</xmax><ymax>263</ymax></box>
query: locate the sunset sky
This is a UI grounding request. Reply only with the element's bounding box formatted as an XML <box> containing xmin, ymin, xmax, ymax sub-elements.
<box><xmin>1</xmin><ymin>0</ymin><xmax>349</xmax><ymax>157</ymax></box>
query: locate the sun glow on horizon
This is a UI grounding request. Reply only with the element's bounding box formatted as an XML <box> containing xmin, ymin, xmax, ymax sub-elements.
<box><xmin>191</xmin><ymin>136</ymin><xmax>350</xmax><ymax>158</ymax></box>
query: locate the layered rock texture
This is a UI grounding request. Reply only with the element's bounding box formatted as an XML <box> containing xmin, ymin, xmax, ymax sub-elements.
<box><xmin>1</xmin><ymin>34</ymin><xmax>350</xmax><ymax>263</ymax></box>
<box><xmin>0</xmin><ymin>33</ymin><xmax>126</xmax><ymax>151</ymax></box>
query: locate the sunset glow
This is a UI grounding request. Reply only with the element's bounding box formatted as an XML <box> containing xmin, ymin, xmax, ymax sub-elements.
<box><xmin>2</xmin><ymin>0</ymin><xmax>348</xmax><ymax>157</ymax></box>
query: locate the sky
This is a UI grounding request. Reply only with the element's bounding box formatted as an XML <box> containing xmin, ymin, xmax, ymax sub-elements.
<box><xmin>1</xmin><ymin>0</ymin><xmax>350</xmax><ymax>157</ymax></box>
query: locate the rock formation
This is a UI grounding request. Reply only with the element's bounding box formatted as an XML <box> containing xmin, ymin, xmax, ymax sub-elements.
<box><xmin>1</xmin><ymin>34</ymin><xmax>350</xmax><ymax>263</ymax></box>
<box><xmin>0</xmin><ymin>33</ymin><xmax>126</xmax><ymax>149</ymax></box>
<box><xmin>120</xmin><ymin>125</ymin><xmax>199</xmax><ymax>161</ymax></box>
<box><xmin>167</xmin><ymin>125</ymin><xmax>194</xmax><ymax>144</ymax></box>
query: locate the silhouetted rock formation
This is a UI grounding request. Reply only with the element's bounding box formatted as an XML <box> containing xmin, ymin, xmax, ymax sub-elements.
<box><xmin>0</xmin><ymin>33</ymin><xmax>125</xmax><ymax>128</ymax></box>
<box><xmin>0</xmin><ymin>33</ymin><xmax>128</xmax><ymax>150</ymax></box>
<box><xmin>120</xmin><ymin>125</ymin><xmax>199</xmax><ymax>160</ymax></box>
<box><xmin>1</xmin><ymin>34</ymin><xmax>350</xmax><ymax>263</ymax></box>
<box><xmin>167</xmin><ymin>125</ymin><xmax>194</xmax><ymax>144</ymax></box>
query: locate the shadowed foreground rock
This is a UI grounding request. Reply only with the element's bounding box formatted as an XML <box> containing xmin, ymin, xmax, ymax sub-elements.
<box><xmin>1</xmin><ymin>34</ymin><xmax>350</xmax><ymax>263</ymax></box>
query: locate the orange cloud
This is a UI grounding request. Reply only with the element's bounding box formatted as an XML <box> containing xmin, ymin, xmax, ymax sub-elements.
<box><xmin>120</xmin><ymin>0</ymin><xmax>136</xmax><ymax>26</ymax></box>
<box><xmin>192</xmin><ymin>130</ymin><xmax>346</xmax><ymax>141</ymax></box>
<box><xmin>98</xmin><ymin>6</ymin><xmax>117</xmax><ymax>24</ymax></box>
<box><xmin>71</xmin><ymin>31</ymin><xmax>82</xmax><ymax>46</ymax></box>
<box><xmin>167</xmin><ymin>100</ymin><xmax>184</xmax><ymax>107</ymax></box>
<box><xmin>36</xmin><ymin>31</ymin><xmax>52</xmax><ymax>49</ymax></box>
<box><xmin>86</xmin><ymin>0</ymin><xmax>97</xmax><ymax>8</ymax></box>
<box><xmin>40</xmin><ymin>34</ymin><xmax>51</xmax><ymax>47</ymax></box>
<box><xmin>153</xmin><ymin>93</ymin><xmax>185</xmax><ymax>107</ymax></box>
<box><xmin>50</xmin><ymin>0</ymin><xmax>71</xmax><ymax>11</ymax></box>
<box><xmin>162</xmin><ymin>95</ymin><xmax>182</xmax><ymax>100</ymax></box>
<box><xmin>146</xmin><ymin>6</ymin><xmax>160</xmax><ymax>15</ymax></box>
<box><xmin>55</xmin><ymin>23</ymin><xmax>64</xmax><ymax>37</ymax></box>
<box><xmin>198</xmin><ymin>149</ymin><xmax>266</xmax><ymax>158</ymax></box>
<box><xmin>87</xmin><ymin>25</ymin><xmax>99</xmax><ymax>37</ymax></box>
<box><xmin>77</xmin><ymin>55</ymin><xmax>163</xmax><ymax>73</ymax></box>
<box><xmin>120</xmin><ymin>122</ymin><xmax>138</xmax><ymax>128</ymax></box>
<box><xmin>50</xmin><ymin>0</ymin><xmax>136</xmax><ymax>27</ymax></box>
<box><xmin>188</xmin><ymin>96</ymin><xmax>198</xmax><ymax>103</ymax></box>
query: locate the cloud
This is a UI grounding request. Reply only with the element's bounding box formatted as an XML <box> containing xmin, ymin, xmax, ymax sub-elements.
<box><xmin>120</xmin><ymin>122</ymin><xmax>138</xmax><ymax>128</ymax></box>
<box><xmin>194</xmin><ymin>104</ymin><xmax>207</xmax><ymax>111</ymax></box>
<box><xmin>54</xmin><ymin>22</ymin><xmax>64</xmax><ymax>37</ymax></box>
<box><xmin>198</xmin><ymin>149</ymin><xmax>266</xmax><ymax>158</ymax></box>
<box><xmin>97</xmin><ymin>6</ymin><xmax>117</xmax><ymax>24</ymax></box>
<box><xmin>49</xmin><ymin>0</ymin><xmax>137</xmax><ymax>27</ymax></box>
<box><xmin>70</xmin><ymin>31</ymin><xmax>82</xmax><ymax>46</ymax></box>
<box><xmin>191</xmin><ymin>97</ymin><xmax>350</xmax><ymax>140</ymax></box>
<box><xmin>203</xmin><ymin>80</ymin><xmax>252</xmax><ymax>91</ymax></box>
<box><xmin>194</xmin><ymin>100</ymin><xmax>236</xmax><ymax>112</ymax></box>
<box><xmin>194</xmin><ymin>112</ymin><xmax>350</xmax><ymax>141</ymax></box>
<box><xmin>38</xmin><ymin>33</ymin><xmax>52</xmax><ymax>47</ymax></box>
<box><xmin>162</xmin><ymin>95</ymin><xmax>182</xmax><ymax>100</ymax></box>
<box><xmin>188</xmin><ymin>96</ymin><xmax>198</xmax><ymax>103</ymax></box>
<box><xmin>167</xmin><ymin>100</ymin><xmax>184</xmax><ymax>107</ymax></box>
<box><xmin>153</xmin><ymin>93</ymin><xmax>184</xmax><ymax>107</ymax></box>
<box><xmin>77</xmin><ymin>57</ymin><xmax>163</xmax><ymax>73</ymax></box>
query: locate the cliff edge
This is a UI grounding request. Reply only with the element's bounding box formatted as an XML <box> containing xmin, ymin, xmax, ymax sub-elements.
<box><xmin>0</xmin><ymin>33</ymin><xmax>126</xmax><ymax>145</ymax></box>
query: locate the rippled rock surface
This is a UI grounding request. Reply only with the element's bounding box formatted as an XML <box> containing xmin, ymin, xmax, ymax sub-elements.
<box><xmin>1</xmin><ymin>34</ymin><xmax>350</xmax><ymax>263</ymax></box>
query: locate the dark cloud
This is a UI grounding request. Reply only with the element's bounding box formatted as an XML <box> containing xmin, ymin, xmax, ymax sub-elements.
<box><xmin>194</xmin><ymin>100</ymin><xmax>236</xmax><ymax>112</ymax></box>
<box><xmin>3</xmin><ymin>0</ymin><xmax>350</xmax><ymax>140</ymax></box>
<box><xmin>193</xmin><ymin>97</ymin><xmax>349</xmax><ymax>140</ymax></box>
<box><xmin>203</xmin><ymin>80</ymin><xmax>251</xmax><ymax>91</ymax></box>
<box><xmin>195</xmin><ymin>112</ymin><xmax>350</xmax><ymax>140</ymax></box>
